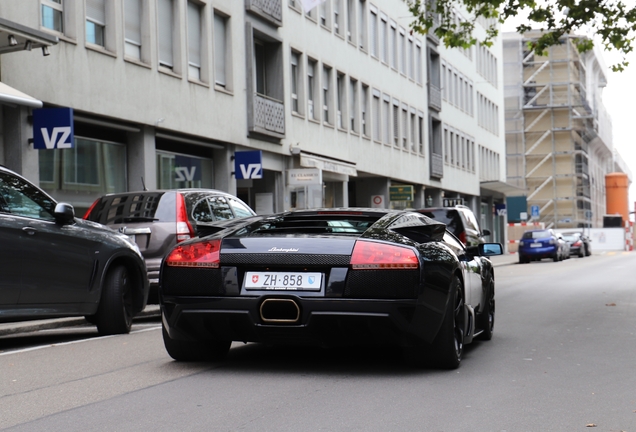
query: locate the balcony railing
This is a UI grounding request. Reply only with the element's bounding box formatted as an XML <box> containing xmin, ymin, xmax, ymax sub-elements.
<box><xmin>246</xmin><ymin>0</ymin><xmax>282</xmax><ymax>26</ymax></box>
<box><xmin>430</xmin><ymin>153</ymin><xmax>443</xmax><ymax>178</ymax></box>
<box><xmin>251</xmin><ymin>93</ymin><xmax>285</xmax><ymax>138</ymax></box>
<box><xmin>428</xmin><ymin>83</ymin><xmax>441</xmax><ymax>111</ymax></box>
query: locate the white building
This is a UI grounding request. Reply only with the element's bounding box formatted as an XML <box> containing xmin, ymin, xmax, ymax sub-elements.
<box><xmin>0</xmin><ymin>0</ymin><xmax>506</xmax><ymax>241</ymax></box>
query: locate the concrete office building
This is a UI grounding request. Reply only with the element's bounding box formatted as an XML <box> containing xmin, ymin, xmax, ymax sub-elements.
<box><xmin>0</xmin><ymin>1</ymin><xmax>506</xmax><ymax>242</ymax></box>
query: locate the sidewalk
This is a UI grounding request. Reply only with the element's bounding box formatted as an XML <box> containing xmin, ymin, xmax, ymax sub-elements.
<box><xmin>0</xmin><ymin>305</ymin><xmax>160</xmax><ymax>337</ymax></box>
<box><xmin>488</xmin><ymin>252</ymin><xmax>519</xmax><ymax>268</ymax></box>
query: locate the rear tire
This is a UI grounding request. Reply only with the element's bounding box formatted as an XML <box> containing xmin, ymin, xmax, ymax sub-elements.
<box><xmin>553</xmin><ymin>254</ymin><xmax>559</xmax><ymax>262</ymax></box>
<box><xmin>431</xmin><ymin>276</ymin><xmax>465</xmax><ymax>369</ymax></box>
<box><xmin>95</xmin><ymin>265</ymin><xmax>134</xmax><ymax>335</ymax></box>
<box><xmin>162</xmin><ymin>323</ymin><xmax>231</xmax><ymax>362</ymax></box>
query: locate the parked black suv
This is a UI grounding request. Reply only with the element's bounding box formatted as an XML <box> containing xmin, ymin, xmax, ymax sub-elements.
<box><xmin>416</xmin><ymin>205</ymin><xmax>490</xmax><ymax>246</ymax></box>
<box><xmin>83</xmin><ymin>189</ymin><xmax>256</xmax><ymax>298</ymax></box>
<box><xmin>0</xmin><ymin>166</ymin><xmax>148</xmax><ymax>334</ymax></box>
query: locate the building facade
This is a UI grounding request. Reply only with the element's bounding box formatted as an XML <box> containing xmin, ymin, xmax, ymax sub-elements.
<box><xmin>503</xmin><ymin>31</ymin><xmax>625</xmax><ymax>229</ymax></box>
<box><xmin>0</xmin><ymin>0</ymin><xmax>506</xmax><ymax>242</ymax></box>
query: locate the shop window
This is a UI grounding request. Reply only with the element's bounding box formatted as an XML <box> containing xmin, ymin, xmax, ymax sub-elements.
<box><xmin>39</xmin><ymin>137</ymin><xmax>127</xmax><ymax>211</ymax></box>
<box><xmin>156</xmin><ymin>152</ymin><xmax>214</xmax><ymax>189</ymax></box>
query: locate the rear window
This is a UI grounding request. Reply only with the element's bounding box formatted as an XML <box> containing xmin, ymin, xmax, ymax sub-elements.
<box><xmin>85</xmin><ymin>192</ymin><xmax>167</xmax><ymax>224</ymax></box>
<box><xmin>522</xmin><ymin>230</ymin><xmax>551</xmax><ymax>239</ymax></box>
<box><xmin>233</xmin><ymin>212</ymin><xmax>381</xmax><ymax>237</ymax></box>
<box><xmin>418</xmin><ymin>209</ymin><xmax>463</xmax><ymax>237</ymax></box>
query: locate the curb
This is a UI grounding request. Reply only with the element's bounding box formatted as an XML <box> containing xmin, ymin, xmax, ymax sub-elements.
<box><xmin>0</xmin><ymin>305</ymin><xmax>160</xmax><ymax>337</ymax></box>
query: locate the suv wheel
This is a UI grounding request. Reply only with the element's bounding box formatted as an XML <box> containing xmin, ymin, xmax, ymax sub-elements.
<box><xmin>95</xmin><ymin>265</ymin><xmax>134</xmax><ymax>335</ymax></box>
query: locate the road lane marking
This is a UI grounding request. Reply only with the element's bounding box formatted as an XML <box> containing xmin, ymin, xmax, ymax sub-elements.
<box><xmin>0</xmin><ymin>326</ymin><xmax>161</xmax><ymax>357</ymax></box>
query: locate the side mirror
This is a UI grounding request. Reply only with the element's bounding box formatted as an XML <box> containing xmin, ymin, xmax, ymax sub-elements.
<box><xmin>482</xmin><ymin>229</ymin><xmax>491</xmax><ymax>237</ymax></box>
<box><xmin>479</xmin><ymin>243</ymin><xmax>503</xmax><ymax>256</ymax></box>
<box><xmin>53</xmin><ymin>202</ymin><xmax>75</xmax><ymax>225</ymax></box>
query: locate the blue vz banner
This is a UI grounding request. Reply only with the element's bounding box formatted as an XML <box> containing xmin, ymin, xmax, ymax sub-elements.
<box><xmin>32</xmin><ymin>108</ymin><xmax>74</xmax><ymax>150</ymax></box>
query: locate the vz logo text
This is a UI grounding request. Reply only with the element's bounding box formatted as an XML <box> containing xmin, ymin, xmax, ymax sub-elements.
<box><xmin>175</xmin><ymin>166</ymin><xmax>197</xmax><ymax>182</ymax></box>
<box><xmin>240</xmin><ymin>163</ymin><xmax>263</xmax><ymax>179</ymax></box>
<box><xmin>40</xmin><ymin>127</ymin><xmax>72</xmax><ymax>149</ymax></box>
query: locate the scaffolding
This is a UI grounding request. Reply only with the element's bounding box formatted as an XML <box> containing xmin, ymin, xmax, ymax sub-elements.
<box><xmin>504</xmin><ymin>32</ymin><xmax>611</xmax><ymax>229</ymax></box>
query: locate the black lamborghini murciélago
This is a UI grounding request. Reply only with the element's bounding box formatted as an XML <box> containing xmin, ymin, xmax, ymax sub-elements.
<box><xmin>159</xmin><ymin>208</ymin><xmax>503</xmax><ymax>369</ymax></box>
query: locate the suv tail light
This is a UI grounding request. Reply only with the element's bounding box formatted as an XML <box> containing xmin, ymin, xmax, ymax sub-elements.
<box><xmin>83</xmin><ymin>198</ymin><xmax>100</xmax><ymax>220</ymax></box>
<box><xmin>458</xmin><ymin>231</ymin><xmax>466</xmax><ymax>245</ymax></box>
<box><xmin>350</xmin><ymin>240</ymin><xmax>419</xmax><ymax>269</ymax></box>
<box><xmin>176</xmin><ymin>192</ymin><xmax>195</xmax><ymax>242</ymax></box>
<box><xmin>165</xmin><ymin>239</ymin><xmax>221</xmax><ymax>268</ymax></box>
<box><xmin>573</xmin><ymin>240</ymin><xmax>582</xmax><ymax>247</ymax></box>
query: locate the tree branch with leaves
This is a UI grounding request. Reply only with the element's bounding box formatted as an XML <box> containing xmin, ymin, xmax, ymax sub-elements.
<box><xmin>405</xmin><ymin>0</ymin><xmax>636</xmax><ymax>71</ymax></box>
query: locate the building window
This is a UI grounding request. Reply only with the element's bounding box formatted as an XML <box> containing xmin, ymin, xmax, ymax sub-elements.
<box><xmin>86</xmin><ymin>0</ymin><xmax>106</xmax><ymax>46</ymax></box>
<box><xmin>307</xmin><ymin>58</ymin><xmax>318</xmax><ymax>120</ymax></box>
<box><xmin>255</xmin><ymin>41</ymin><xmax>268</xmax><ymax>95</ymax></box>
<box><xmin>415</xmin><ymin>41</ymin><xmax>422</xmax><ymax>84</ymax></box>
<box><xmin>214</xmin><ymin>12</ymin><xmax>229</xmax><ymax>88</ymax></box>
<box><xmin>399</xmin><ymin>27</ymin><xmax>405</xmax><ymax>74</ymax></box>
<box><xmin>361</xmin><ymin>84</ymin><xmax>369</xmax><ymax>136</ymax></box>
<box><xmin>291</xmin><ymin>51</ymin><xmax>300</xmax><ymax>113</ymax></box>
<box><xmin>379</xmin><ymin>14</ymin><xmax>388</xmax><ymax>64</ymax></box>
<box><xmin>187</xmin><ymin>1</ymin><xmax>203</xmax><ymax>81</ymax></box>
<box><xmin>337</xmin><ymin>72</ymin><xmax>346</xmax><ymax>129</ymax></box>
<box><xmin>401</xmin><ymin>106</ymin><xmax>408</xmax><ymax>149</ymax></box>
<box><xmin>408</xmin><ymin>36</ymin><xmax>414</xmax><ymax>79</ymax></box>
<box><xmin>333</xmin><ymin>0</ymin><xmax>342</xmax><ymax>36</ymax></box>
<box><xmin>418</xmin><ymin>114</ymin><xmax>424</xmax><ymax>154</ymax></box>
<box><xmin>358</xmin><ymin>0</ymin><xmax>367</xmax><ymax>50</ymax></box>
<box><xmin>410</xmin><ymin>111</ymin><xmax>416</xmax><ymax>152</ymax></box>
<box><xmin>373</xmin><ymin>90</ymin><xmax>381</xmax><ymax>141</ymax></box>
<box><xmin>158</xmin><ymin>0</ymin><xmax>175</xmax><ymax>70</ymax></box>
<box><xmin>369</xmin><ymin>6</ymin><xmax>378</xmax><ymax>58</ymax></box>
<box><xmin>319</xmin><ymin>1</ymin><xmax>329</xmax><ymax>27</ymax></box>
<box><xmin>42</xmin><ymin>0</ymin><xmax>64</xmax><ymax>32</ymax></box>
<box><xmin>389</xmin><ymin>21</ymin><xmax>397</xmax><ymax>70</ymax></box>
<box><xmin>323</xmin><ymin>65</ymin><xmax>332</xmax><ymax>124</ymax></box>
<box><xmin>349</xmin><ymin>78</ymin><xmax>358</xmax><ymax>132</ymax></box>
<box><xmin>124</xmin><ymin>0</ymin><xmax>142</xmax><ymax>59</ymax></box>
<box><xmin>392</xmin><ymin>100</ymin><xmax>399</xmax><ymax>146</ymax></box>
<box><xmin>346</xmin><ymin>0</ymin><xmax>356</xmax><ymax>43</ymax></box>
<box><xmin>382</xmin><ymin>96</ymin><xmax>390</xmax><ymax>144</ymax></box>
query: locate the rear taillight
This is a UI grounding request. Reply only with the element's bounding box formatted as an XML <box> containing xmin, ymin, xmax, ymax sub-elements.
<box><xmin>82</xmin><ymin>198</ymin><xmax>100</xmax><ymax>220</ymax></box>
<box><xmin>350</xmin><ymin>240</ymin><xmax>419</xmax><ymax>270</ymax></box>
<box><xmin>176</xmin><ymin>192</ymin><xmax>195</xmax><ymax>242</ymax></box>
<box><xmin>573</xmin><ymin>240</ymin><xmax>582</xmax><ymax>247</ymax></box>
<box><xmin>165</xmin><ymin>239</ymin><xmax>221</xmax><ymax>268</ymax></box>
<box><xmin>459</xmin><ymin>231</ymin><xmax>466</xmax><ymax>245</ymax></box>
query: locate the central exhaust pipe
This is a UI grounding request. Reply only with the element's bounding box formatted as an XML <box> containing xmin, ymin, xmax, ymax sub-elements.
<box><xmin>260</xmin><ymin>298</ymin><xmax>300</xmax><ymax>323</ymax></box>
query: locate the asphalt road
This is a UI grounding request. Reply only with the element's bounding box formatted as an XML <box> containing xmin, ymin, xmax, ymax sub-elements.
<box><xmin>1</xmin><ymin>251</ymin><xmax>635</xmax><ymax>431</ymax></box>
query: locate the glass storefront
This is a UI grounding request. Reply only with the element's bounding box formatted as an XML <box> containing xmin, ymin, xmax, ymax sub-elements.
<box><xmin>156</xmin><ymin>151</ymin><xmax>214</xmax><ymax>189</ymax></box>
<box><xmin>39</xmin><ymin>137</ymin><xmax>127</xmax><ymax>213</ymax></box>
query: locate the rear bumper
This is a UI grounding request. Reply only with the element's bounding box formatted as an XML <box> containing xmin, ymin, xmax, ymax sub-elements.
<box><xmin>161</xmin><ymin>295</ymin><xmax>443</xmax><ymax>348</ymax></box>
<box><xmin>518</xmin><ymin>245</ymin><xmax>557</xmax><ymax>259</ymax></box>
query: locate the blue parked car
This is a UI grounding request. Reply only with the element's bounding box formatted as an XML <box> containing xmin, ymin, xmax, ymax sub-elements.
<box><xmin>518</xmin><ymin>229</ymin><xmax>568</xmax><ymax>263</ymax></box>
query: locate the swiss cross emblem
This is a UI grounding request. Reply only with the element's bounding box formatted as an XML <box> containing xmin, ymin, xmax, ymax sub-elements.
<box><xmin>252</xmin><ymin>275</ymin><xmax>259</xmax><ymax>283</ymax></box>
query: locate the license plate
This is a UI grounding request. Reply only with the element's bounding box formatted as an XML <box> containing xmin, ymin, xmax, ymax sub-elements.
<box><xmin>530</xmin><ymin>243</ymin><xmax>541</xmax><ymax>248</ymax></box>
<box><xmin>245</xmin><ymin>272</ymin><xmax>322</xmax><ymax>291</ymax></box>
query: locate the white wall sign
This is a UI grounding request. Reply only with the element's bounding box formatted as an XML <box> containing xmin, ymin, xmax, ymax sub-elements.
<box><xmin>287</xmin><ymin>168</ymin><xmax>322</xmax><ymax>185</ymax></box>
